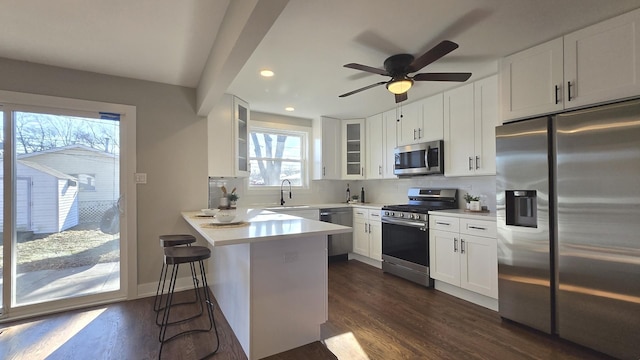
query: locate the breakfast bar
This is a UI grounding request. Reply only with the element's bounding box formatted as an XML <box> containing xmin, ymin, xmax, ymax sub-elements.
<box><xmin>181</xmin><ymin>209</ymin><xmax>351</xmax><ymax>360</ymax></box>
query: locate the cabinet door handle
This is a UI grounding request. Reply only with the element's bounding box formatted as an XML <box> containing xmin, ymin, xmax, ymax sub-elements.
<box><xmin>418</xmin><ymin>128</ymin><xmax>422</xmax><ymax>139</ymax></box>
<box><xmin>365</xmin><ymin>223</ymin><xmax>368</xmax><ymax>233</ymax></box>
<box><xmin>413</xmin><ymin>129</ymin><xmax>417</xmax><ymax>140</ymax></box>
<box><xmin>454</xmin><ymin>238</ymin><xmax>458</xmax><ymax>252</ymax></box>
<box><xmin>368</xmin><ymin>223</ymin><xmax>372</xmax><ymax>233</ymax></box>
<box><xmin>567</xmin><ymin>81</ymin><xmax>572</xmax><ymax>101</ymax></box>
<box><xmin>555</xmin><ymin>85</ymin><xmax>559</xmax><ymax>104</ymax></box>
<box><xmin>468</xmin><ymin>157</ymin><xmax>473</xmax><ymax>171</ymax></box>
<box><xmin>323</xmin><ymin>166</ymin><xmax>326</xmax><ymax>176</ymax></box>
<box><xmin>461</xmin><ymin>239</ymin><xmax>465</xmax><ymax>254</ymax></box>
<box><xmin>379</xmin><ymin>165</ymin><xmax>382</xmax><ymax>175</ymax></box>
<box><xmin>475</xmin><ymin>156</ymin><xmax>480</xmax><ymax>170</ymax></box>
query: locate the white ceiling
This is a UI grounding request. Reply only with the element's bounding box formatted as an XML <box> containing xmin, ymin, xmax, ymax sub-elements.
<box><xmin>1</xmin><ymin>0</ymin><xmax>640</xmax><ymax>120</ymax></box>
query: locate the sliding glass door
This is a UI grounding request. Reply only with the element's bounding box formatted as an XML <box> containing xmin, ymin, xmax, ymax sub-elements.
<box><xmin>1</xmin><ymin>102</ymin><xmax>127</xmax><ymax>317</ymax></box>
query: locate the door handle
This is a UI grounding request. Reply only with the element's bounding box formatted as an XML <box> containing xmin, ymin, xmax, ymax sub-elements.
<box><xmin>413</xmin><ymin>129</ymin><xmax>417</xmax><ymax>140</ymax></box>
<box><xmin>425</xmin><ymin>145</ymin><xmax>431</xmax><ymax>169</ymax></box>
<box><xmin>468</xmin><ymin>157</ymin><xmax>473</xmax><ymax>170</ymax></box>
<box><xmin>475</xmin><ymin>156</ymin><xmax>480</xmax><ymax>170</ymax></box>
<box><xmin>567</xmin><ymin>81</ymin><xmax>573</xmax><ymax>101</ymax></box>
<box><xmin>379</xmin><ymin>165</ymin><xmax>382</xmax><ymax>175</ymax></box>
<box><xmin>460</xmin><ymin>239</ymin><xmax>465</xmax><ymax>254</ymax></box>
<box><xmin>365</xmin><ymin>223</ymin><xmax>368</xmax><ymax>233</ymax></box>
<box><xmin>555</xmin><ymin>85</ymin><xmax>559</xmax><ymax>104</ymax></box>
<box><xmin>323</xmin><ymin>166</ymin><xmax>326</xmax><ymax>176</ymax></box>
<box><xmin>418</xmin><ymin>128</ymin><xmax>422</xmax><ymax>139</ymax></box>
<box><xmin>454</xmin><ymin>238</ymin><xmax>458</xmax><ymax>252</ymax></box>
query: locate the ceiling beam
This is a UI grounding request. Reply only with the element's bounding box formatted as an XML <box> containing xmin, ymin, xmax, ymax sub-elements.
<box><xmin>196</xmin><ymin>0</ymin><xmax>289</xmax><ymax>116</ymax></box>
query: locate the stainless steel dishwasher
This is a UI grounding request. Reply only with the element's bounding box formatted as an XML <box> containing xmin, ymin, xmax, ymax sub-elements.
<box><xmin>320</xmin><ymin>207</ymin><xmax>353</xmax><ymax>261</ymax></box>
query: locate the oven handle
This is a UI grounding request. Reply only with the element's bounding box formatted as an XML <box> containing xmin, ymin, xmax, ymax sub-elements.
<box><xmin>382</xmin><ymin>217</ymin><xmax>428</xmax><ymax>230</ymax></box>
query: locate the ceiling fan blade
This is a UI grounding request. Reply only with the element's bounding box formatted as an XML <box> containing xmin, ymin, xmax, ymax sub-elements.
<box><xmin>395</xmin><ymin>92</ymin><xmax>408</xmax><ymax>103</ymax></box>
<box><xmin>339</xmin><ymin>81</ymin><xmax>387</xmax><ymax>98</ymax></box>
<box><xmin>413</xmin><ymin>72</ymin><xmax>472</xmax><ymax>82</ymax></box>
<box><xmin>408</xmin><ymin>40</ymin><xmax>459</xmax><ymax>73</ymax></box>
<box><xmin>344</xmin><ymin>63</ymin><xmax>389</xmax><ymax>76</ymax></box>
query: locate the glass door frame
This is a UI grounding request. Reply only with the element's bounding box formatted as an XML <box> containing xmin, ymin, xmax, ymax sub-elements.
<box><xmin>0</xmin><ymin>91</ymin><xmax>137</xmax><ymax>321</ymax></box>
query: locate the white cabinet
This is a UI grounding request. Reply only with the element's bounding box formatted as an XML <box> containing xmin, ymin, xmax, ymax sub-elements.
<box><xmin>352</xmin><ymin>208</ymin><xmax>382</xmax><ymax>261</ymax></box>
<box><xmin>500</xmin><ymin>38</ymin><xmax>564</xmax><ymax>121</ymax></box>
<box><xmin>342</xmin><ymin>119</ymin><xmax>366</xmax><ymax>179</ymax></box>
<box><xmin>429</xmin><ymin>215</ymin><xmax>498</xmax><ymax>299</ymax></box>
<box><xmin>312</xmin><ymin>116</ymin><xmax>341</xmax><ymax>180</ymax></box>
<box><xmin>382</xmin><ymin>110</ymin><xmax>398</xmax><ymax>179</ymax></box>
<box><xmin>564</xmin><ymin>8</ymin><xmax>640</xmax><ymax>109</ymax></box>
<box><xmin>501</xmin><ymin>8</ymin><xmax>640</xmax><ymax>122</ymax></box>
<box><xmin>365</xmin><ymin>113</ymin><xmax>384</xmax><ymax>179</ymax></box>
<box><xmin>396</xmin><ymin>100</ymin><xmax>422</xmax><ymax>146</ymax></box>
<box><xmin>396</xmin><ymin>94</ymin><xmax>444</xmax><ymax>146</ymax></box>
<box><xmin>208</xmin><ymin>94</ymin><xmax>249</xmax><ymax>177</ymax></box>
<box><xmin>444</xmin><ymin>75</ymin><xmax>498</xmax><ymax>177</ymax></box>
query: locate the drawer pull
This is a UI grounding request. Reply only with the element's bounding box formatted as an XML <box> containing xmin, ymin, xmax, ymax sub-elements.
<box><xmin>435</xmin><ymin>221</ymin><xmax>451</xmax><ymax>226</ymax></box>
<box><xmin>468</xmin><ymin>225</ymin><xmax>487</xmax><ymax>231</ymax></box>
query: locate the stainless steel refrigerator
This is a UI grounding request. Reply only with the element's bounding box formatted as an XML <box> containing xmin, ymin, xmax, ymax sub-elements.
<box><xmin>496</xmin><ymin>99</ymin><xmax>640</xmax><ymax>360</ymax></box>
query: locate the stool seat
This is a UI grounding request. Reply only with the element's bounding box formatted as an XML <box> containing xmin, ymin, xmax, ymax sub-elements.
<box><xmin>164</xmin><ymin>246</ymin><xmax>211</xmax><ymax>265</ymax></box>
<box><xmin>159</xmin><ymin>234</ymin><xmax>196</xmax><ymax>247</ymax></box>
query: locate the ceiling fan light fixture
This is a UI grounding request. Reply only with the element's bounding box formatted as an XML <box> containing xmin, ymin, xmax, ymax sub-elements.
<box><xmin>386</xmin><ymin>78</ymin><xmax>413</xmax><ymax>94</ymax></box>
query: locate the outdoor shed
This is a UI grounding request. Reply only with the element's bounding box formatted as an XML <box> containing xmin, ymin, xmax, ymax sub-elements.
<box><xmin>0</xmin><ymin>160</ymin><xmax>79</xmax><ymax>234</ymax></box>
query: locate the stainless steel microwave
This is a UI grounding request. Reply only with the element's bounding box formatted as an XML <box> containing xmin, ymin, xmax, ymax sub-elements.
<box><xmin>394</xmin><ymin>140</ymin><xmax>444</xmax><ymax>176</ymax></box>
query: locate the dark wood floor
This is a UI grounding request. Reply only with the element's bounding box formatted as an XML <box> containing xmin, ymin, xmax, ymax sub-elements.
<box><xmin>0</xmin><ymin>260</ymin><xmax>613</xmax><ymax>359</ymax></box>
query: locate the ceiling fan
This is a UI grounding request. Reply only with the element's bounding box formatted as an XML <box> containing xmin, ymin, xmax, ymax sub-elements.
<box><xmin>339</xmin><ymin>40</ymin><xmax>472</xmax><ymax>103</ymax></box>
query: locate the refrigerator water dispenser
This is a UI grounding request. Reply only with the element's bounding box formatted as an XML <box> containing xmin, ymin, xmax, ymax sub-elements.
<box><xmin>506</xmin><ymin>190</ymin><xmax>537</xmax><ymax>227</ymax></box>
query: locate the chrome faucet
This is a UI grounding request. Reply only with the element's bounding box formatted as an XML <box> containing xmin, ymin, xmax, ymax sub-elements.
<box><xmin>280</xmin><ymin>179</ymin><xmax>292</xmax><ymax>206</ymax></box>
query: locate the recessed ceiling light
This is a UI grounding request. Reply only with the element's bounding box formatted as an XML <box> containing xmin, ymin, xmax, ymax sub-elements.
<box><xmin>260</xmin><ymin>69</ymin><xmax>274</xmax><ymax>77</ymax></box>
<box><xmin>285</xmin><ymin>107</ymin><xmax>295</xmax><ymax>112</ymax></box>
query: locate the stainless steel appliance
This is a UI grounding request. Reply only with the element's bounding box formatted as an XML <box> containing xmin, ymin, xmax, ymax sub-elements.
<box><xmin>381</xmin><ymin>188</ymin><xmax>457</xmax><ymax>286</ymax></box>
<box><xmin>320</xmin><ymin>207</ymin><xmax>353</xmax><ymax>261</ymax></box>
<box><xmin>394</xmin><ymin>140</ymin><xmax>444</xmax><ymax>176</ymax></box>
<box><xmin>496</xmin><ymin>99</ymin><xmax>640</xmax><ymax>360</ymax></box>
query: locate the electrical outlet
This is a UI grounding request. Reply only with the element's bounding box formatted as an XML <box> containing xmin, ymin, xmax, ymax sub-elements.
<box><xmin>135</xmin><ymin>173</ymin><xmax>147</xmax><ymax>184</ymax></box>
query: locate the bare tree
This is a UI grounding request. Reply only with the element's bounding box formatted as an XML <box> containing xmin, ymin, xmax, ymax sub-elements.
<box><xmin>251</xmin><ymin>133</ymin><xmax>287</xmax><ymax>185</ymax></box>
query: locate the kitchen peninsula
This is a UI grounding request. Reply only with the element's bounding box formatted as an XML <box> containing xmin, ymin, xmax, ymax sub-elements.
<box><xmin>181</xmin><ymin>209</ymin><xmax>351</xmax><ymax>360</ymax></box>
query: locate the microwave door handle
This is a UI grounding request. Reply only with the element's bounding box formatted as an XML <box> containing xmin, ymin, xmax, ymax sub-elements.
<box><xmin>424</xmin><ymin>146</ymin><xmax>430</xmax><ymax>169</ymax></box>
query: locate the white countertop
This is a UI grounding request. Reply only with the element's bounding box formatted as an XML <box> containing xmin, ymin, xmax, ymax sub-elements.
<box><xmin>428</xmin><ymin>209</ymin><xmax>497</xmax><ymax>220</ymax></box>
<box><xmin>182</xmin><ymin>209</ymin><xmax>352</xmax><ymax>246</ymax></box>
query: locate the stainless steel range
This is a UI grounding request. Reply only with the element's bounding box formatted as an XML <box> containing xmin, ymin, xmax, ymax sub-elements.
<box><xmin>381</xmin><ymin>188</ymin><xmax>457</xmax><ymax>287</ymax></box>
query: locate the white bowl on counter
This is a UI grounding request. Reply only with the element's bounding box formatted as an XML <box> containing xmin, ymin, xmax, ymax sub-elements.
<box><xmin>216</xmin><ymin>210</ymin><xmax>236</xmax><ymax>223</ymax></box>
<box><xmin>201</xmin><ymin>208</ymin><xmax>219</xmax><ymax>216</ymax></box>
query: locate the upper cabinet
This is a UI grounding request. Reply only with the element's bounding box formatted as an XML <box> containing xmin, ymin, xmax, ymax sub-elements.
<box><xmin>382</xmin><ymin>109</ymin><xmax>398</xmax><ymax>179</ymax></box>
<box><xmin>208</xmin><ymin>94</ymin><xmax>250</xmax><ymax>177</ymax></box>
<box><xmin>396</xmin><ymin>93</ymin><xmax>444</xmax><ymax>146</ymax></box>
<box><xmin>563</xmin><ymin>8</ymin><xmax>640</xmax><ymax>109</ymax></box>
<box><xmin>365</xmin><ymin>113</ymin><xmax>384</xmax><ymax>179</ymax></box>
<box><xmin>500</xmin><ymin>38</ymin><xmax>564</xmax><ymax>121</ymax></box>
<box><xmin>444</xmin><ymin>75</ymin><xmax>498</xmax><ymax>177</ymax></box>
<box><xmin>501</xmin><ymin>8</ymin><xmax>640</xmax><ymax>122</ymax></box>
<box><xmin>342</xmin><ymin>119</ymin><xmax>366</xmax><ymax>179</ymax></box>
<box><xmin>312</xmin><ymin>116</ymin><xmax>341</xmax><ymax>180</ymax></box>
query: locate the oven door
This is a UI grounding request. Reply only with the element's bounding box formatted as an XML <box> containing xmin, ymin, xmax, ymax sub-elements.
<box><xmin>381</xmin><ymin>218</ymin><xmax>429</xmax><ymax>267</ymax></box>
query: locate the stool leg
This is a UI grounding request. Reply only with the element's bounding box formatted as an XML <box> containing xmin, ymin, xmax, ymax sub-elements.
<box><xmin>158</xmin><ymin>263</ymin><xmax>179</xmax><ymax>358</ymax></box>
<box><xmin>153</xmin><ymin>262</ymin><xmax>168</xmax><ymax>312</ymax></box>
<box><xmin>198</xmin><ymin>258</ymin><xmax>220</xmax><ymax>357</ymax></box>
<box><xmin>155</xmin><ymin>255</ymin><xmax>203</xmax><ymax>326</ymax></box>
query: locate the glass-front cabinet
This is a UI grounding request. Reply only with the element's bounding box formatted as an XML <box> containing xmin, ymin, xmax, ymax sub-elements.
<box><xmin>342</xmin><ymin>119</ymin><xmax>365</xmax><ymax>179</ymax></box>
<box><xmin>208</xmin><ymin>94</ymin><xmax>250</xmax><ymax>177</ymax></box>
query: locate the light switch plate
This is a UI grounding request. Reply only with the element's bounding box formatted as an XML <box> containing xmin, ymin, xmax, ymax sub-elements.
<box><xmin>135</xmin><ymin>173</ymin><xmax>147</xmax><ymax>184</ymax></box>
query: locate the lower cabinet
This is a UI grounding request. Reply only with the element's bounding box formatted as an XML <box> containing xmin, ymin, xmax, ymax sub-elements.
<box><xmin>352</xmin><ymin>208</ymin><xmax>382</xmax><ymax>261</ymax></box>
<box><xmin>429</xmin><ymin>215</ymin><xmax>498</xmax><ymax>299</ymax></box>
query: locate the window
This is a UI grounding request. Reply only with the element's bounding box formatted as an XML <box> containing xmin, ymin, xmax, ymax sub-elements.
<box><xmin>71</xmin><ymin>173</ymin><xmax>97</xmax><ymax>191</ymax></box>
<box><xmin>249</xmin><ymin>127</ymin><xmax>307</xmax><ymax>188</ymax></box>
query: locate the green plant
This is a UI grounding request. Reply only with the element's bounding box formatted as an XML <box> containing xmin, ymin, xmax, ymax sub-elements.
<box><xmin>464</xmin><ymin>193</ymin><xmax>479</xmax><ymax>203</ymax></box>
<box><xmin>227</xmin><ymin>193</ymin><xmax>239</xmax><ymax>202</ymax></box>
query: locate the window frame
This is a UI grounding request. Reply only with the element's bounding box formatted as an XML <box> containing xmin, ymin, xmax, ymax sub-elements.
<box><xmin>248</xmin><ymin>122</ymin><xmax>310</xmax><ymax>191</ymax></box>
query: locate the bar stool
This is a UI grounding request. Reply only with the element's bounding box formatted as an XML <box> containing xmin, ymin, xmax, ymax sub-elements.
<box><xmin>158</xmin><ymin>245</ymin><xmax>219</xmax><ymax>359</ymax></box>
<box><xmin>154</xmin><ymin>234</ymin><xmax>202</xmax><ymax>326</ymax></box>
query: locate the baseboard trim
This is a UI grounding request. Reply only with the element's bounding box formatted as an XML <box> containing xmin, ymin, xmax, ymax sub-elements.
<box><xmin>434</xmin><ymin>280</ymin><xmax>498</xmax><ymax>311</ymax></box>
<box><xmin>348</xmin><ymin>253</ymin><xmax>382</xmax><ymax>269</ymax></box>
<box><xmin>137</xmin><ymin>275</ymin><xmax>207</xmax><ymax>299</ymax></box>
